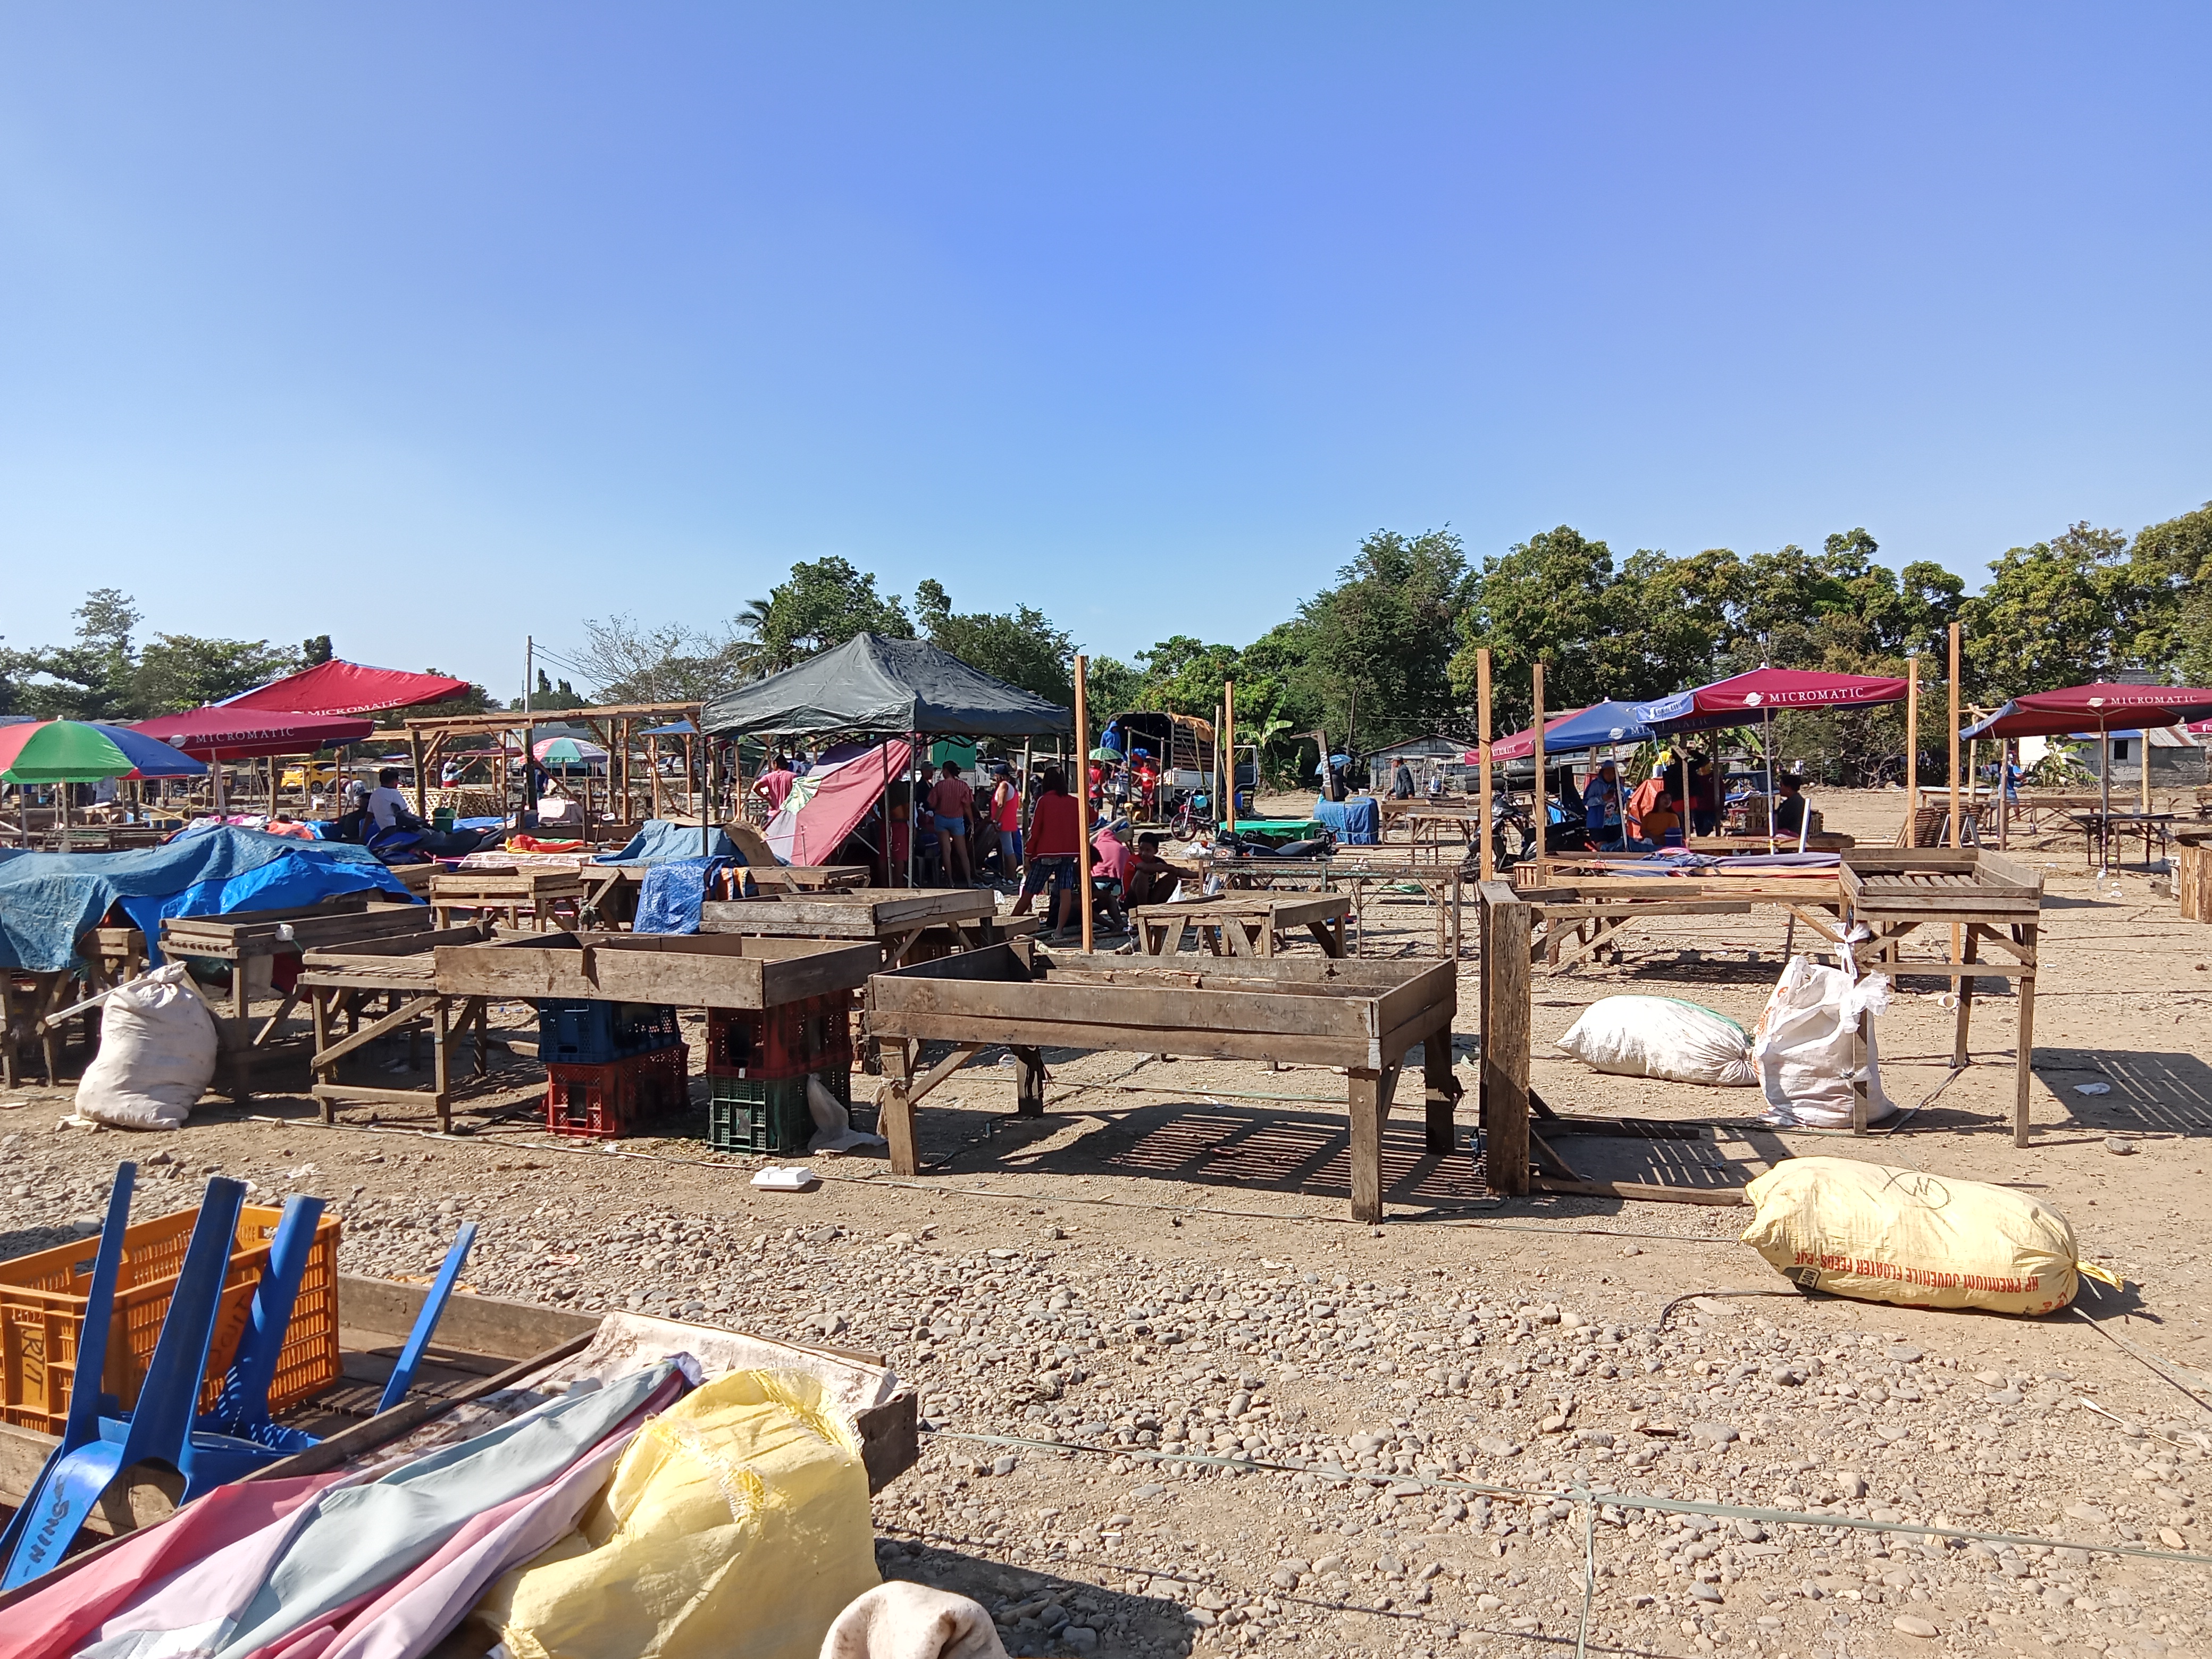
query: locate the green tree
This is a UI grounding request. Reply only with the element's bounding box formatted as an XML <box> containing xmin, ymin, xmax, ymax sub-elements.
<box><xmin>1452</xmin><ymin>526</ymin><xmax>1627</xmax><ymax>728</ymax></box>
<box><xmin>300</xmin><ymin>634</ymin><xmax>333</xmax><ymax>666</ymax></box>
<box><xmin>1961</xmin><ymin>523</ymin><xmax>2148</xmax><ymax>696</ymax></box>
<box><xmin>2130</xmin><ymin>501</ymin><xmax>2212</xmax><ymax>684</ymax></box>
<box><xmin>1299</xmin><ymin>528</ymin><xmax>1469</xmax><ymax>748</ymax></box>
<box><xmin>132</xmin><ymin>634</ymin><xmax>297</xmax><ymax>713</ymax></box>
<box><xmin>15</xmin><ymin>588</ymin><xmax>144</xmax><ymax>720</ymax></box>
<box><xmin>912</xmin><ymin>580</ymin><xmax>1075</xmax><ymax>706</ymax></box>
<box><xmin>758</xmin><ymin>558</ymin><xmax>911</xmax><ymax>670</ymax></box>
<box><xmin>1082</xmin><ymin>656</ymin><xmax>1144</xmax><ymax>721</ymax></box>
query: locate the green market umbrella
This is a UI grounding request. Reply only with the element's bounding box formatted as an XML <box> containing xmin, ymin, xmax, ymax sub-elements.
<box><xmin>0</xmin><ymin>719</ymin><xmax>206</xmax><ymax>782</ymax></box>
<box><xmin>1089</xmin><ymin>747</ymin><xmax>1123</xmax><ymax>762</ymax></box>
<box><xmin>531</xmin><ymin>735</ymin><xmax>608</xmax><ymax>768</ymax></box>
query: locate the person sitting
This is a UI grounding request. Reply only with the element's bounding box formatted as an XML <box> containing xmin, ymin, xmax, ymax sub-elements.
<box><xmin>1774</xmin><ymin>774</ymin><xmax>1807</xmax><ymax>836</ymax></box>
<box><xmin>535</xmin><ymin>781</ymin><xmax>582</xmax><ymax>827</ymax></box>
<box><xmin>1124</xmin><ymin>831</ymin><xmax>1194</xmax><ymax>909</ymax></box>
<box><xmin>366</xmin><ymin>768</ymin><xmax>410</xmax><ymax>831</ymax></box>
<box><xmin>1012</xmin><ymin>767</ymin><xmax>1082</xmax><ymax>936</ymax></box>
<box><xmin>1582</xmin><ymin>760</ymin><xmax>1627</xmax><ymax>849</ymax></box>
<box><xmin>1625</xmin><ymin>770</ymin><xmax>1669</xmax><ymax>844</ymax></box>
<box><xmin>1639</xmin><ymin>788</ymin><xmax>1684</xmax><ymax>847</ymax></box>
<box><xmin>1090</xmin><ymin>818</ymin><xmax>1135</xmax><ymax>931</ymax></box>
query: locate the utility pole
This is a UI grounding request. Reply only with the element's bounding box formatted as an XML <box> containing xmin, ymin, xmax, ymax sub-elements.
<box><xmin>522</xmin><ymin>635</ymin><xmax>534</xmax><ymax>823</ymax></box>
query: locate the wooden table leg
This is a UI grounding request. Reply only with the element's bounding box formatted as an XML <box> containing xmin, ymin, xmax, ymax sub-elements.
<box><xmin>311</xmin><ymin>987</ymin><xmax>335</xmax><ymax>1124</ymax></box>
<box><xmin>1348</xmin><ymin>1064</ymin><xmax>1400</xmax><ymax>1225</ymax></box>
<box><xmin>1013</xmin><ymin>1046</ymin><xmax>1046</xmax><ymax>1118</ymax></box>
<box><xmin>433</xmin><ymin>995</ymin><xmax>452</xmax><ymax>1133</ymax></box>
<box><xmin>471</xmin><ymin>997</ymin><xmax>489</xmax><ymax>1077</ymax></box>
<box><xmin>0</xmin><ymin>976</ymin><xmax>16</xmax><ymax>1090</ymax></box>
<box><xmin>1479</xmin><ymin>890</ymin><xmax>1531</xmax><ymax>1196</ymax></box>
<box><xmin>1850</xmin><ymin>1008</ymin><xmax>1872</xmax><ymax>1134</ymax></box>
<box><xmin>1951</xmin><ymin>927</ymin><xmax>1980</xmax><ymax>1070</ymax></box>
<box><xmin>882</xmin><ymin>1083</ymin><xmax>918</xmax><ymax>1174</ymax></box>
<box><xmin>2015</xmin><ymin>926</ymin><xmax>2038</xmax><ymax>1149</ymax></box>
<box><xmin>1423</xmin><ymin>1027</ymin><xmax>1460</xmax><ymax>1153</ymax></box>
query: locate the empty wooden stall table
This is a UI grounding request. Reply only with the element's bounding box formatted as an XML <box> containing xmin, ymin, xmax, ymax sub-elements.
<box><xmin>299</xmin><ymin>922</ymin><xmax>497</xmax><ymax>1132</ymax></box>
<box><xmin>1130</xmin><ymin>891</ymin><xmax>1353</xmax><ymax>959</ymax></box>
<box><xmin>429</xmin><ymin>868</ymin><xmax>586</xmax><ymax>932</ymax></box>
<box><xmin>866</xmin><ymin>943</ymin><xmax>1458</xmax><ymax>1224</ymax></box>
<box><xmin>434</xmin><ymin>929</ymin><xmax>880</xmax><ymax>1010</ymax></box>
<box><xmin>699</xmin><ymin>887</ymin><xmax>1006</xmax><ymax>967</ymax></box>
<box><xmin>1840</xmin><ymin>849</ymin><xmax>2043</xmax><ymax>1145</ymax></box>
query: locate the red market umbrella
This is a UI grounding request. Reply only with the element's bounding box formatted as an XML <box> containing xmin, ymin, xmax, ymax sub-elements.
<box><xmin>223</xmin><ymin>660</ymin><xmax>471</xmax><ymax>717</ymax></box>
<box><xmin>1471</xmin><ymin>708</ymin><xmax>1591</xmax><ymax>765</ymax></box>
<box><xmin>133</xmin><ymin>707</ymin><xmax>376</xmax><ymax>759</ymax></box>
<box><xmin>1962</xmin><ymin>683</ymin><xmax>2212</xmax><ymax>868</ymax></box>
<box><xmin>1632</xmin><ymin>667</ymin><xmax>1909</xmax><ymax>735</ymax></box>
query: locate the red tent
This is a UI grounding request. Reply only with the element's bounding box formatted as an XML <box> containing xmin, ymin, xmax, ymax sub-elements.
<box><xmin>1469</xmin><ymin>709</ymin><xmax>1591</xmax><ymax>763</ymax></box>
<box><xmin>133</xmin><ymin>707</ymin><xmax>376</xmax><ymax>759</ymax></box>
<box><xmin>1959</xmin><ymin>682</ymin><xmax>2212</xmax><ymax>741</ymax></box>
<box><xmin>223</xmin><ymin>660</ymin><xmax>472</xmax><ymax>717</ymax></box>
<box><xmin>1635</xmin><ymin>667</ymin><xmax>1910</xmax><ymax>735</ymax></box>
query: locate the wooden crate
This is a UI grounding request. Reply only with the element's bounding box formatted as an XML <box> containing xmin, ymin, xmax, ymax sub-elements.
<box><xmin>1839</xmin><ymin>848</ymin><xmax>2043</xmax><ymax>924</ymax></box>
<box><xmin>434</xmin><ymin>931</ymin><xmax>879</xmax><ymax>1010</ymax></box>
<box><xmin>2180</xmin><ymin>834</ymin><xmax>2210</xmax><ymax>924</ymax></box>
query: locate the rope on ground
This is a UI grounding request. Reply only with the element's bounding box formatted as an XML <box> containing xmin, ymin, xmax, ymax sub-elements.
<box><xmin>921</xmin><ymin>1428</ymin><xmax>2212</xmax><ymax>1568</ymax></box>
<box><xmin>2068</xmin><ymin>1303</ymin><xmax>2212</xmax><ymax>1419</ymax></box>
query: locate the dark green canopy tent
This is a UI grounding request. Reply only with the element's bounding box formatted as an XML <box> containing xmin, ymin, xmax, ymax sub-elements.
<box><xmin>700</xmin><ymin>633</ymin><xmax>1073</xmax><ymax>738</ymax></box>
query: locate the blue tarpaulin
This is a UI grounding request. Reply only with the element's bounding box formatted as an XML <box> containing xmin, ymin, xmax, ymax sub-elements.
<box><xmin>595</xmin><ymin>820</ymin><xmax>739</xmax><ymax>866</ymax></box>
<box><xmin>1311</xmin><ymin>796</ymin><xmax>1380</xmax><ymax>845</ymax></box>
<box><xmin>0</xmin><ymin>826</ymin><xmax>416</xmax><ymax>971</ymax></box>
<box><xmin>632</xmin><ymin>855</ymin><xmax>734</xmax><ymax>935</ymax></box>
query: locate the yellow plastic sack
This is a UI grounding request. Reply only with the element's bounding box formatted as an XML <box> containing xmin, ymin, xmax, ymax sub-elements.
<box><xmin>479</xmin><ymin>1369</ymin><xmax>881</xmax><ymax>1659</ymax></box>
<box><xmin>1740</xmin><ymin>1157</ymin><xmax>2119</xmax><ymax>1316</ymax></box>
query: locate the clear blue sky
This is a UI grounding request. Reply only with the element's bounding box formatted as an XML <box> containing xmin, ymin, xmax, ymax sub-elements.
<box><xmin>3</xmin><ymin>5</ymin><xmax>2206</xmax><ymax>699</ymax></box>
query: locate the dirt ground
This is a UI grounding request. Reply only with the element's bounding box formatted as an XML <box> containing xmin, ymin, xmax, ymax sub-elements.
<box><xmin>5</xmin><ymin>785</ymin><xmax>2212</xmax><ymax>1657</ymax></box>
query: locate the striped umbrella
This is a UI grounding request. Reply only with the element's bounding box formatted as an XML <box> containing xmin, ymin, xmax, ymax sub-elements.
<box><xmin>0</xmin><ymin>719</ymin><xmax>207</xmax><ymax>782</ymax></box>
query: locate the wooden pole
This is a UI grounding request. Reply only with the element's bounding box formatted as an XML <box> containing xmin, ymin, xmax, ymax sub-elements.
<box><xmin>2141</xmin><ymin>726</ymin><xmax>2154</xmax><ymax>816</ymax></box>
<box><xmin>1530</xmin><ymin>662</ymin><xmax>1546</xmax><ymax>887</ymax></box>
<box><xmin>1947</xmin><ymin>624</ymin><xmax>1962</xmax><ymax>850</ymax></box>
<box><xmin>1074</xmin><ymin>655</ymin><xmax>1093</xmax><ymax>952</ymax></box>
<box><xmin>1903</xmin><ymin>653</ymin><xmax>1919</xmax><ymax>845</ymax></box>
<box><xmin>1223</xmin><ymin>679</ymin><xmax>1237</xmax><ymax>827</ymax></box>
<box><xmin>1477</xmin><ymin>648</ymin><xmax>1494</xmax><ymax>882</ymax></box>
<box><xmin>408</xmin><ymin>727</ymin><xmax>428</xmax><ymax>820</ymax></box>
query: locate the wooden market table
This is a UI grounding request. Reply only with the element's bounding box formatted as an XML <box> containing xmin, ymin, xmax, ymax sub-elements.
<box><xmin>2068</xmin><ymin>811</ymin><xmax>2177</xmax><ymax>871</ymax></box>
<box><xmin>429</xmin><ymin>868</ymin><xmax>585</xmax><ymax>932</ymax></box>
<box><xmin>1841</xmin><ymin>849</ymin><xmax>2043</xmax><ymax>1145</ymax></box>
<box><xmin>0</xmin><ymin>926</ymin><xmax>147</xmax><ymax>1090</ymax></box>
<box><xmin>866</xmin><ymin>942</ymin><xmax>1459</xmax><ymax>1223</ymax></box>
<box><xmin>300</xmin><ymin>923</ymin><xmax>499</xmax><ymax>1132</ymax></box>
<box><xmin>698</xmin><ymin>887</ymin><xmax>1006</xmax><ymax>967</ymax></box>
<box><xmin>158</xmin><ymin>899</ymin><xmax>433</xmax><ymax>1094</ymax></box>
<box><xmin>1130</xmin><ymin>891</ymin><xmax>1353</xmax><ymax>959</ymax></box>
<box><xmin>2180</xmin><ymin>827</ymin><xmax>2211</xmax><ymax>924</ymax></box>
<box><xmin>435</xmin><ymin>929</ymin><xmax>880</xmax><ymax>1010</ymax></box>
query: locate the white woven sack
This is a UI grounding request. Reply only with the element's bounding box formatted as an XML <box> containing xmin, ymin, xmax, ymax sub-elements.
<box><xmin>1750</xmin><ymin>956</ymin><xmax>1893</xmax><ymax>1128</ymax></box>
<box><xmin>73</xmin><ymin>962</ymin><xmax>218</xmax><ymax>1130</ymax></box>
<box><xmin>1554</xmin><ymin>996</ymin><xmax>1755</xmax><ymax>1087</ymax></box>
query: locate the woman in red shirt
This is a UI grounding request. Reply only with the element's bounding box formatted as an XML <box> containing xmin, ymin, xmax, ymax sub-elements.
<box><xmin>1011</xmin><ymin>767</ymin><xmax>1082</xmax><ymax>935</ymax></box>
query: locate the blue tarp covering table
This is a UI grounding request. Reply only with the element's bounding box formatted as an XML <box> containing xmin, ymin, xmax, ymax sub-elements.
<box><xmin>594</xmin><ymin>820</ymin><xmax>739</xmax><ymax>865</ymax></box>
<box><xmin>1311</xmin><ymin>797</ymin><xmax>1380</xmax><ymax>845</ymax></box>
<box><xmin>0</xmin><ymin>825</ymin><xmax>415</xmax><ymax>971</ymax></box>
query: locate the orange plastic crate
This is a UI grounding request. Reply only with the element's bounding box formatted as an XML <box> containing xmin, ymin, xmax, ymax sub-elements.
<box><xmin>0</xmin><ymin>1202</ymin><xmax>343</xmax><ymax>1435</ymax></box>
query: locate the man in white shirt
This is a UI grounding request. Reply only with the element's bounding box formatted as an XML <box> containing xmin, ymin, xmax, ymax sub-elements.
<box><xmin>365</xmin><ymin>769</ymin><xmax>410</xmax><ymax>831</ymax></box>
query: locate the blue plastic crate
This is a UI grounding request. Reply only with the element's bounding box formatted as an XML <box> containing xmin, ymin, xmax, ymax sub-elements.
<box><xmin>536</xmin><ymin>1000</ymin><xmax>681</xmax><ymax>1065</ymax></box>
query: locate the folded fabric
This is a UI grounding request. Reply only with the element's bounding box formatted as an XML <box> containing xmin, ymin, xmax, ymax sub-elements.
<box><xmin>77</xmin><ymin>1362</ymin><xmax>687</xmax><ymax>1659</ymax></box>
<box><xmin>632</xmin><ymin>855</ymin><xmax>731</xmax><ymax>935</ymax></box>
<box><xmin>477</xmin><ymin>1369</ymin><xmax>879</xmax><ymax>1659</ymax></box>
<box><xmin>819</xmin><ymin>1583</ymin><xmax>1009</xmax><ymax>1659</ymax></box>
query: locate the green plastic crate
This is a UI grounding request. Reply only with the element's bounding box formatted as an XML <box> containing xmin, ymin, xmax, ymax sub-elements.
<box><xmin>707</xmin><ymin>1065</ymin><xmax>854</xmax><ymax>1155</ymax></box>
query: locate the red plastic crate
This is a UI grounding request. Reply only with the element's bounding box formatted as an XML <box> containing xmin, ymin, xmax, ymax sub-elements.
<box><xmin>544</xmin><ymin>1044</ymin><xmax>689</xmax><ymax>1139</ymax></box>
<box><xmin>705</xmin><ymin>994</ymin><xmax>852</xmax><ymax>1079</ymax></box>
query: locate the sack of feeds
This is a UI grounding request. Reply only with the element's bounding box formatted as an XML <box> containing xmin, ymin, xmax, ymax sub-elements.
<box><xmin>1739</xmin><ymin>1156</ymin><xmax>2119</xmax><ymax>1315</ymax></box>
<box><xmin>1554</xmin><ymin>996</ymin><xmax>1755</xmax><ymax>1087</ymax></box>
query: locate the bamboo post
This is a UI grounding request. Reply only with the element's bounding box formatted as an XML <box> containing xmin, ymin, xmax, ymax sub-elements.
<box><xmin>1074</xmin><ymin>655</ymin><xmax>1093</xmax><ymax>952</ymax></box>
<box><xmin>408</xmin><ymin>728</ymin><xmax>428</xmax><ymax>820</ymax></box>
<box><xmin>1903</xmin><ymin>654</ymin><xmax>1918</xmax><ymax>844</ymax></box>
<box><xmin>1477</xmin><ymin>648</ymin><xmax>1494</xmax><ymax>881</ymax></box>
<box><xmin>2141</xmin><ymin>727</ymin><xmax>2154</xmax><ymax>816</ymax></box>
<box><xmin>1530</xmin><ymin>662</ymin><xmax>1546</xmax><ymax>887</ymax></box>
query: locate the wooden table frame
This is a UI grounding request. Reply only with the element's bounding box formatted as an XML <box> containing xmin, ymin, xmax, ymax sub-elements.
<box><xmin>699</xmin><ymin>887</ymin><xmax>1003</xmax><ymax>967</ymax></box>
<box><xmin>1515</xmin><ymin>882</ymin><xmax>1846</xmax><ymax>976</ymax></box>
<box><xmin>1130</xmin><ymin>892</ymin><xmax>1352</xmax><ymax>959</ymax></box>
<box><xmin>1841</xmin><ymin>849</ymin><xmax>2043</xmax><ymax>1146</ymax></box>
<box><xmin>434</xmin><ymin>929</ymin><xmax>880</xmax><ymax>1010</ymax></box>
<box><xmin>866</xmin><ymin>942</ymin><xmax>1459</xmax><ymax>1224</ymax></box>
<box><xmin>301</xmin><ymin>924</ymin><xmax>498</xmax><ymax>1132</ymax></box>
<box><xmin>430</xmin><ymin>869</ymin><xmax>586</xmax><ymax>932</ymax></box>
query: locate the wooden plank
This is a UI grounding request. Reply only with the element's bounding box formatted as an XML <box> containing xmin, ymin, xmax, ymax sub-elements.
<box><xmin>435</xmin><ymin>933</ymin><xmax>877</xmax><ymax>1008</ymax></box>
<box><xmin>1531</xmin><ymin>1177</ymin><xmax>1748</xmax><ymax>1206</ymax></box>
<box><xmin>1347</xmin><ymin>1065</ymin><xmax>1400</xmax><ymax>1225</ymax></box>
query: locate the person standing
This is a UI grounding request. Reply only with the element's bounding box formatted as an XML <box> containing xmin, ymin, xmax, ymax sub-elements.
<box><xmin>988</xmin><ymin>763</ymin><xmax>1024</xmax><ymax>883</ymax></box>
<box><xmin>1012</xmin><ymin>767</ymin><xmax>1082</xmax><ymax>935</ymax></box>
<box><xmin>926</xmin><ymin>760</ymin><xmax>976</xmax><ymax>886</ymax></box>
<box><xmin>1582</xmin><ymin>760</ymin><xmax>1627</xmax><ymax>850</ymax></box>
<box><xmin>753</xmin><ymin>753</ymin><xmax>798</xmax><ymax>815</ymax></box>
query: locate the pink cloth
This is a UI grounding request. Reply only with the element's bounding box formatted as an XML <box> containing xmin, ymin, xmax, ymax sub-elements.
<box><xmin>0</xmin><ymin>1474</ymin><xmax>344</xmax><ymax>1659</ymax></box>
<box><xmin>754</xmin><ymin>768</ymin><xmax>797</xmax><ymax>811</ymax></box>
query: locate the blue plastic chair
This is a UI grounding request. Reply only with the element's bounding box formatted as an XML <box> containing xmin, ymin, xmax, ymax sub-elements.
<box><xmin>2</xmin><ymin>1171</ymin><xmax>245</xmax><ymax>1589</ymax></box>
<box><xmin>376</xmin><ymin>1221</ymin><xmax>476</xmax><ymax>1414</ymax></box>
<box><xmin>0</xmin><ymin>1163</ymin><xmax>138</xmax><ymax>1579</ymax></box>
<box><xmin>200</xmin><ymin>1194</ymin><xmax>328</xmax><ymax>1453</ymax></box>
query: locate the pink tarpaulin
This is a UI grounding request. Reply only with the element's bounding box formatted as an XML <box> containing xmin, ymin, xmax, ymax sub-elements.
<box><xmin>764</xmin><ymin>739</ymin><xmax>913</xmax><ymax>865</ymax></box>
<box><xmin>1635</xmin><ymin>667</ymin><xmax>1909</xmax><ymax>734</ymax></box>
<box><xmin>1469</xmin><ymin>709</ymin><xmax>1590</xmax><ymax>764</ymax></box>
<box><xmin>133</xmin><ymin>707</ymin><xmax>376</xmax><ymax>758</ymax></box>
<box><xmin>224</xmin><ymin>662</ymin><xmax>472</xmax><ymax>717</ymax></box>
<box><xmin>1960</xmin><ymin>681</ymin><xmax>2212</xmax><ymax>741</ymax></box>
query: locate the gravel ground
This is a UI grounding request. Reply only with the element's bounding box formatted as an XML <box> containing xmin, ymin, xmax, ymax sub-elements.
<box><xmin>4</xmin><ymin>787</ymin><xmax>2210</xmax><ymax>1658</ymax></box>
